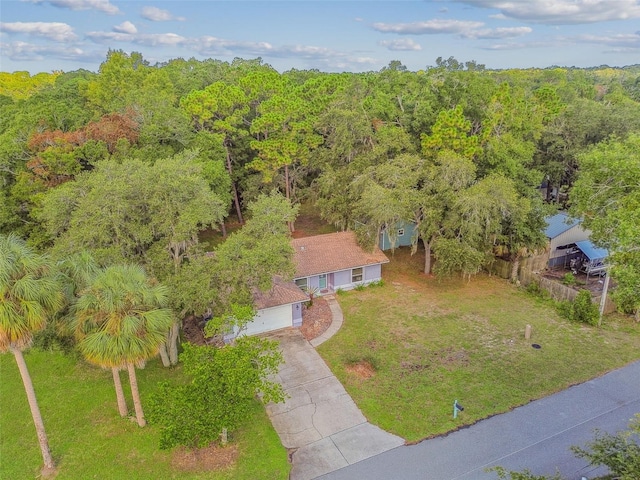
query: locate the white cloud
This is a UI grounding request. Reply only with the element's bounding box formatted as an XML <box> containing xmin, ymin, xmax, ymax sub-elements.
<box><xmin>1</xmin><ymin>40</ymin><xmax>103</xmax><ymax>62</ymax></box>
<box><xmin>571</xmin><ymin>32</ymin><xmax>640</xmax><ymax>49</ymax></box>
<box><xmin>86</xmin><ymin>30</ymin><xmax>186</xmax><ymax>46</ymax></box>
<box><xmin>462</xmin><ymin>26</ymin><xmax>532</xmax><ymax>39</ymax></box>
<box><xmin>372</xmin><ymin>19</ymin><xmax>484</xmax><ymax>35</ymax></box>
<box><xmin>192</xmin><ymin>36</ymin><xmax>274</xmax><ymax>55</ymax></box>
<box><xmin>379</xmin><ymin>38</ymin><xmax>422</xmax><ymax>51</ymax></box>
<box><xmin>0</xmin><ymin>21</ymin><xmax>77</xmax><ymax>42</ymax></box>
<box><xmin>480</xmin><ymin>40</ymin><xmax>558</xmax><ymax>50</ymax></box>
<box><xmin>141</xmin><ymin>6</ymin><xmax>185</xmax><ymax>22</ymax></box>
<box><xmin>457</xmin><ymin>0</ymin><xmax>640</xmax><ymax>25</ymax></box>
<box><xmin>23</xmin><ymin>0</ymin><xmax>120</xmax><ymax>15</ymax></box>
<box><xmin>190</xmin><ymin>37</ymin><xmax>378</xmax><ymax>71</ymax></box>
<box><xmin>113</xmin><ymin>21</ymin><xmax>137</xmax><ymax>34</ymax></box>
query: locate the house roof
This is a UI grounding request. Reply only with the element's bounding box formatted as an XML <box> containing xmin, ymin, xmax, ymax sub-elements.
<box><xmin>575</xmin><ymin>240</ymin><xmax>608</xmax><ymax>261</ymax></box>
<box><xmin>253</xmin><ymin>277</ymin><xmax>309</xmax><ymax>310</ymax></box>
<box><xmin>545</xmin><ymin>213</ymin><xmax>581</xmax><ymax>239</ymax></box>
<box><xmin>292</xmin><ymin>231</ymin><xmax>389</xmax><ymax>278</ymax></box>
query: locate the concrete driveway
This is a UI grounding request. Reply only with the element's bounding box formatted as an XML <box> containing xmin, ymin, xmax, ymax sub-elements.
<box><xmin>265</xmin><ymin>329</ymin><xmax>404</xmax><ymax>480</ymax></box>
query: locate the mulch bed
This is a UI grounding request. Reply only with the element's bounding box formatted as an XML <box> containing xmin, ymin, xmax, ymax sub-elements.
<box><xmin>300</xmin><ymin>297</ymin><xmax>333</xmax><ymax>341</ymax></box>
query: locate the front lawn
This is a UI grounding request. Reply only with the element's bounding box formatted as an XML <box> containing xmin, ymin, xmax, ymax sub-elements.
<box><xmin>1</xmin><ymin>349</ymin><xmax>289</xmax><ymax>480</ymax></box>
<box><xmin>318</xmin><ymin>248</ymin><xmax>640</xmax><ymax>442</ymax></box>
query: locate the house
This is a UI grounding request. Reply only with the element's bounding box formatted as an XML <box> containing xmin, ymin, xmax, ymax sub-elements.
<box><xmin>379</xmin><ymin>221</ymin><xmax>417</xmax><ymax>251</ymax></box>
<box><xmin>237</xmin><ymin>231</ymin><xmax>388</xmax><ymax>337</ymax></box>
<box><xmin>544</xmin><ymin>213</ymin><xmax>591</xmax><ymax>268</ymax></box>
<box><xmin>292</xmin><ymin>231</ymin><xmax>389</xmax><ymax>294</ymax></box>
<box><xmin>234</xmin><ymin>277</ymin><xmax>309</xmax><ymax>337</ymax></box>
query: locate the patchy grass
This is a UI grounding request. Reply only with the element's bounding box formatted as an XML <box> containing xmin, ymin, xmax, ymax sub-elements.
<box><xmin>317</xmin><ymin>247</ymin><xmax>640</xmax><ymax>443</ymax></box>
<box><xmin>1</xmin><ymin>349</ymin><xmax>289</xmax><ymax>480</ymax></box>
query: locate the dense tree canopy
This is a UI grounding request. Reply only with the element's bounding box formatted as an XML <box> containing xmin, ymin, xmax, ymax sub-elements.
<box><xmin>1</xmin><ymin>51</ymin><xmax>638</xmax><ymax>307</ymax></box>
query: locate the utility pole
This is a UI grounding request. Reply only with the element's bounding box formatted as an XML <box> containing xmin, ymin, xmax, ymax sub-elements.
<box><xmin>598</xmin><ymin>269</ymin><xmax>611</xmax><ymax>327</ymax></box>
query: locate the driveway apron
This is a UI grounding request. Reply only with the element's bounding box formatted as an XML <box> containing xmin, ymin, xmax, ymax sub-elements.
<box><xmin>265</xmin><ymin>329</ymin><xmax>404</xmax><ymax>480</ymax></box>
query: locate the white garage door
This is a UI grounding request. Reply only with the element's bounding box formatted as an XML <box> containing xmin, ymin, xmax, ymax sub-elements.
<box><xmin>243</xmin><ymin>305</ymin><xmax>292</xmax><ymax>336</ymax></box>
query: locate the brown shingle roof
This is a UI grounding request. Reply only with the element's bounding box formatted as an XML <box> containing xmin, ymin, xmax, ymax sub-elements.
<box><xmin>292</xmin><ymin>231</ymin><xmax>389</xmax><ymax>278</ymax></box>
<box><xmin>253</xmin><ymin>277</ymin><xmax>309</xmax><ymax>310</ymax></box>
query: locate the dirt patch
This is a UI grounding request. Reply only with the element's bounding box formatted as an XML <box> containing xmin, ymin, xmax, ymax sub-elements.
<box><xmin>182</xmin><ymin>315</ymin><xmax>207</xmax><ymax>346</ymax></box>
<box><xmin>300</xmin><ymin>297</ymin><xmax>332</xmax><ymax>341</ymax></box>
<box><xmin>542</xmin><ymin>267</ymin><xmax>609</xmax><ymax>295</ymax></box>
<box><xmin>171</xmin><ymin>443</ymin><xmax>239</xmax><ymax>472</ymax></box>
<box><xmin>345</xmin><ymin>360</ymin><xmax>376</xmax><ymax>379</ymax></box>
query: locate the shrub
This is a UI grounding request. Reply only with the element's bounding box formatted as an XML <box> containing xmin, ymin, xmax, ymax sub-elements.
<box><xmin>558</xmin><ymin>290</ymin><xmax>599</xmax><ymax>326</ymax></box>
<box><xmin>524</xmin><ymin>280</ymin><xmax>547</xmax><ymax>298</ymax></box>
<box><xmin>562</xmin><ymin>272</ymin><xmax>576</xmax><ymax>286</ymax></box>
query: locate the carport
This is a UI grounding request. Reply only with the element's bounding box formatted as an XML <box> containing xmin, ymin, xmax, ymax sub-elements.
<box><xmin>573</xmin><ymin>240</ymin><xmax>608</xmax><ymax>280</ymax></box>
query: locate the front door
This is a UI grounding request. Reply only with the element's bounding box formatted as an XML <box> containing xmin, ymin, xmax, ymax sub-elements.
<box><xmin>319</xmin><ymin>274</ymin><xmax>327</xmax><ymax>289</ymax></box>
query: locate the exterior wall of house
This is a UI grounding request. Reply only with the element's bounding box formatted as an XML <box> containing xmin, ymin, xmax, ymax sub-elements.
<box><xmin>364</xmin><ymin>264</ymin><xmax>382</xmax><ymax>281</ymax></box>
<box><xmin>548</xmin><ymin>226</ymin><xmax>591</xmax><ymax>267</ymax></box>
<box><xmin>294</xmin><ymin>264</ymin><xmax>385</xmax><ymax>295</ymax></box>
<box><xmin>379</xmin><ymin>222</ymin><xmax>416</xmax><ymax>251</ymax></box>
<box><xmin>292</xmin><ymin>302</ymin><xmax>303</xmax><ymax>327</ymax></box>
<box><xmin>307</xmin><ymin>275</ymin><xmax>320</xmax><ymax>290</ymax></box>
<box><xmin>333</xmin><ymin>270</ymin><xmax>351</xmax><ymax>289</ymax></box>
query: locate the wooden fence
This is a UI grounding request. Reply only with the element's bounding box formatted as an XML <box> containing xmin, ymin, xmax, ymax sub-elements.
<box><xmin>488</xmin><ymin>257</ymin><xmax>617</xmax><ymax>314</ymax></box>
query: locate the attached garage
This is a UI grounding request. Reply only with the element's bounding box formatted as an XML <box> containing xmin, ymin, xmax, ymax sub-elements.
<box><xmin>243</xmin><ymin>304</ymin><xmax>292</xmax><ymax>336</ymax></box>
<box><xmin>230</xmin><ymin>278</ymin><xmax>308</xmax><ymax>338</ymax></box>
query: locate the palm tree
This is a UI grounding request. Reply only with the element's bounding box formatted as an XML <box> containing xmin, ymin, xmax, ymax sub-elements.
<box><xmin>0</xmin><ymin>233</ymin><xmax>63</xmax><ymax>474</ymax></box>
<box><xmin>72</xmin><ymin>264</ymin><xmax>173</xmax><ymax>427</ymax></box>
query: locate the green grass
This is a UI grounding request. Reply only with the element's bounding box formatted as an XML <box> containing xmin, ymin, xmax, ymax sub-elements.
<box><xmin>1</xmin><ymin>349</ymin><xmax>289</xmax><ymax>479</ymax></box>
<box><xmin>317</xmin><ymin>247</ymin><xmax>640</xmax><ymax>443</ymax></box>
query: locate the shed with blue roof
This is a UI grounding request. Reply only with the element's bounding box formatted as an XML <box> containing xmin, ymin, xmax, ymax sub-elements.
<box><xmin>545</xmin><ymin>213</ymin><xmax>591</xmax><ymax>267</ymax></box>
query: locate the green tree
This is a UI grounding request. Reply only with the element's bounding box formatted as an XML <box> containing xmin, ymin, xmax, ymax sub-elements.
<box><xmin>249</xmin><ymin>85</ymin><xmax>322</xmax><ymax>230</ymax></box>
<box><xmin>421</xmin><ymin>105</ymin><xmax>481</xmax><ymax>160</ymax></box>
<box><xmin>352</xmin><ymin>153</ymin><xmax>422</xmax><ymax>249</ymax></box>
<box><xmin>493</xmin><ymin>414</ymin><xmax>640</xmax><ymax>480</ymax></box>
<box><xmin>210</xmin><ymin>191</ymin><xmax>298</xmax><ymax>311</ymax></box>
<box><xmin>0</xmin><ymin>233</ymin><xmax>63</xmax><ymax>474</ymax></box>
<box><xmin>181</xmin><ymin>81</ymin><xmax>249</xmax><ymax>223</ymax></box>
<box><xmin>71</xmin><ymin>264</ymin><xmax>173</xmax><ymax>426</ymax></box>
<box><xmin>571</xmin><ymin>414</ymin><xmax>640</xmax><ymax>479</ymax></box>
<box><xmin>147</xmin><ymin>337</ymin><xmax>284</xmax><ymax>449</ymax></box>
<box><xmin>570</xmin><ymin>134</ymin><xmax>640</xmax><ymax>320</ymax></box>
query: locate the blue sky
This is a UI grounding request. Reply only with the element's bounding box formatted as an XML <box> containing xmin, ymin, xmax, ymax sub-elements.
<box><xmin>1</xmin><ymin>0</ymin><xmax>639</xmax><ymax>74</ymax></box>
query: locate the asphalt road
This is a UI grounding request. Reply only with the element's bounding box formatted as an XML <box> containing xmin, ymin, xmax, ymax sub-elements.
<box><xmin>319</xmin><ymin>360</ymin><xmax>640</xmax><ymax>480</ymax></box>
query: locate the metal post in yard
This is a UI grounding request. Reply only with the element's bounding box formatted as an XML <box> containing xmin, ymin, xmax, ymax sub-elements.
<box><xmin>598</xmin><ymin>270</ymin><xmax>610</xmax><ymax>327</ymax></box>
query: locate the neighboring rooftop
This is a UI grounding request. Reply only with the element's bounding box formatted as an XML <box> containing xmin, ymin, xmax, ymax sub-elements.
<box><xmin>253</xmin><ymin>277</ymin><xmax>309</xmax><ymax>310</ymax></box>
<box><xmin>545</xmin><ymin>212</ymin><xmax>581</xmax><ymax>239</ymax></box>
<box><xmin>575</xmin><ymin>240</ymin><xmax>608</xmax><ymax>261</ymax></box>
<box><xmin>292</xmin><ymin>231</ymin><xmax>389</xmax><ymax>278</ymax></box>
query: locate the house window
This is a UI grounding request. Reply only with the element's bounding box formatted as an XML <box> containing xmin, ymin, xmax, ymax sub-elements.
<box><xmin>295</xmin><ymin>278</ymin><xmax>308</xmax><ymax>289</ymax></box>
<box><xmin>351</xmin><ymin>267</ymin><xmax>363</xmax><ymax>283</ymax></box>
<box><xmin>398</xmin><ymin>228</ymin><xmax>405</xmax><ymax>236</ymax></box>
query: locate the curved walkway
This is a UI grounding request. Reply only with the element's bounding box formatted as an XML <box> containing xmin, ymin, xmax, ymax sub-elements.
<box><xmin>310</xmin><ymin>295</ymin><xmax>344</xmax><ymax>347</ymax></box>
<box><xmin>265</xmin><ymin>297</ymin><xmax>403</xmax><ymax>480</ymax></box>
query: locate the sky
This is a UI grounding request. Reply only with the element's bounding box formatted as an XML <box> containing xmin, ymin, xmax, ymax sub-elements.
<box><xmin>1</xmin><ymin>0</ymin><xmax>639</xmax><ymax>74</ymax></box>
